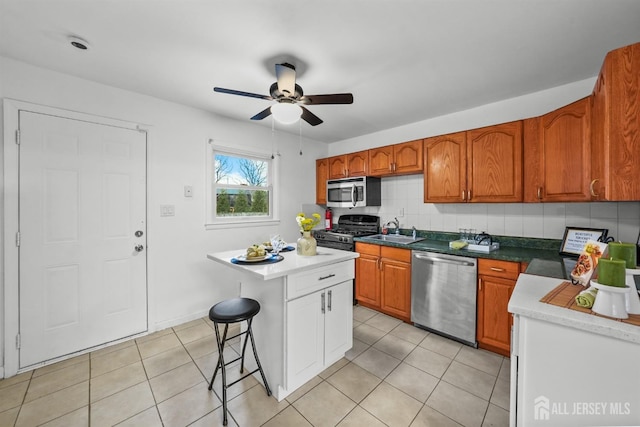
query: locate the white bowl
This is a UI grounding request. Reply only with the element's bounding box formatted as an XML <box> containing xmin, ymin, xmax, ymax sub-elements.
<box><xmin>625</xmin><ymin>269</ymin><xmax>640</xmax><ymax>314</ymax></box>
<box><xmin>590</xmin><ymin>281</ymin><xmax>629</xmax><ymax>319</ymax></box>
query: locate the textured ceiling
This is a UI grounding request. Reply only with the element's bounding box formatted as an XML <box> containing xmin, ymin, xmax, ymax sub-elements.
<box><xmin>1</xmin><ymin>0</ymin><xmax>640</xmax><ymax>142</ymax></box>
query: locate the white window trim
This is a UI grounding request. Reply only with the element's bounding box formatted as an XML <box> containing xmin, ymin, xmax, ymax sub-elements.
<box><xmin>205</xmin><ymin>140</ymin><xmax>280</xmax><ymax>230</ymax></box>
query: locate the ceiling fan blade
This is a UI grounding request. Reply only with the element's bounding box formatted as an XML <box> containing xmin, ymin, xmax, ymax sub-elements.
<box><xmin>214</xmin><ymin>87</ymin><xmax>272</xmax><ymax>101</ymax></box>
<box><xmin>275</xmin><ymin>63</ymin><xmax>296</xmax><ymax>97</ymax></box>
<box><xmin>300</xmin><ymin>106</ymin><xmax>323</xmax><ymax>126</ymax></box>
<box><xmin>300</xmin><ymin>93</ymin><xmax>354</xmax><ymax>105</ymax></box>
<box><xmin>250</xmin><ymin>107</ymin><xmax>272</xmax><ymax>121</ymax></box>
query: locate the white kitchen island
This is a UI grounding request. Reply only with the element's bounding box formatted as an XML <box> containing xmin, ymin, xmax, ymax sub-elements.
<box><xmin>508</xmin><ymin>273</ymin><xmax>640</xmax><ymax>426</ymax></box>
<box><xmin>207</xmin><ymin>246</ymin><xmax>359</xmax><ymax>401</ymax></box>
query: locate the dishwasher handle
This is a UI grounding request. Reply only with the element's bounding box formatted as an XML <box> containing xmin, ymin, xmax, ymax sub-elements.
<box><xmin>413</xmin><ymin>253</ymin><xmax>475</xmax><ymax>267</ymax></box>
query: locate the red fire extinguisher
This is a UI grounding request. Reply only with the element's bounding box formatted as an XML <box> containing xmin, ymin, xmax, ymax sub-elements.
<box><xmin>325</xmin><ymin>208</ymin><xmax>333</xmax><ymax>230</ymax></box>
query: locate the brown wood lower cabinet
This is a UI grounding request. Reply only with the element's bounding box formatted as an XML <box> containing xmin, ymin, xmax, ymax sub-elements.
<box><xmin>355</xmin><ymin>243</ymin><xmax>411</xmax><ymax>322</ymax></box>
<box><xmin>476</xmin><ymin>258</ymin><xmax>521</xmax><ymax>357</ymax></box>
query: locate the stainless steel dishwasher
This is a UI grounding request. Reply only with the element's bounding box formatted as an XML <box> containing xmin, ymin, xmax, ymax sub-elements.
<box><xmin>411</xmin><ymin>250</ymin><xmax>478</xmax><ymax>347</ymax></box>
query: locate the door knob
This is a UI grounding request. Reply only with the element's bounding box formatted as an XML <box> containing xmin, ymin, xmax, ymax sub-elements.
<box><xmin>135</xmin><ymin>245</ymin><xmax>144</xmax><ymax>252</ymax></box>
<box><xmin>135</xmin><ymin>230</ymin><xmax>144</xmax><ymax>237</ymax></box>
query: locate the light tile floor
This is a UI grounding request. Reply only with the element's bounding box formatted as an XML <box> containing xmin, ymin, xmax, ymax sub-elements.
<box><xmin>0</xmin><ymin>306</ymin><xmax>510</xmax><ymax>427</ymax></box>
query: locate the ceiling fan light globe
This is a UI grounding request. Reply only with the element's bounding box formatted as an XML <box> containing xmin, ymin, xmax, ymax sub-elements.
<box><xmin>271</xmin><ymin>103</ymin><xmax>302</xmax><ymax>124</ymax></box>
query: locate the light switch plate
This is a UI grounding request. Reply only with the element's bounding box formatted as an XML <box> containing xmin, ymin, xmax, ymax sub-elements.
<box><xmin>184</xmin><ymin>186</ymin><xmax>193</xmax><ymax>197</ymax></box>
<box><xmin>160</xmin><ymin>204</ymin><xmax>175</xmax><ymax>217</ymax></box>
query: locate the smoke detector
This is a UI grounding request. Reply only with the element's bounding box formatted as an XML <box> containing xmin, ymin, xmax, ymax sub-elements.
<box><xmin>68</xmin><ymin>36</ymin><xmax>90</xmax><ymax>51</ymax></box>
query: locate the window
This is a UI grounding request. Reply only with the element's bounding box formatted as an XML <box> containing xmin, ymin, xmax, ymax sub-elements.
<box><xmin>206</xmin><ymin>143</ymin><xmax>278</xmax><ymax>227</ymax></box>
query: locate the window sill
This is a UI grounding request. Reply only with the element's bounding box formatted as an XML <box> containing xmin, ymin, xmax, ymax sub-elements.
<box><xmin>205</xmin><ymin>219</ymin><xmax>281</xmax><ymax>231</ymax></box>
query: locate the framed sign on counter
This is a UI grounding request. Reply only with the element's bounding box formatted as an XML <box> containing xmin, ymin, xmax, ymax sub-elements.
<box><xmin>559</xmin><ymin>227</ymin><xmax>608</xmax><ymax>257</ymax></box>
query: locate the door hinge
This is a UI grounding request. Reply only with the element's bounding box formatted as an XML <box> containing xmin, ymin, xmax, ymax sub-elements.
<box><xmin>16</xmin><ymin>334</ymin><xmax>21</xmax><ymax>349</ymax></box>
<box><xmin>15</xmin><ymin>129</ymin><xmax>21</xmax><ymax>145</ymax></box>
<box><xmin>16</xmin><ymin>231</ymin><xmax>20</xmax><ymax>247</ymax></box>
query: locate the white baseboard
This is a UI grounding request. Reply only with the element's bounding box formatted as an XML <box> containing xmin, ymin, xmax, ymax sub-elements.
<box><xmin>153</xmin><ymin>309</ymin><xmax>210</xmax><ymax>331</ymax></box>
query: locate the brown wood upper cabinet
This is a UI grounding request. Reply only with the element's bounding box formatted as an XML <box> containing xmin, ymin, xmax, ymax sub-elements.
<box><xmin>327</xmin><ymin>150</ymin><xmax>369</xmax><ymax>179</ymax></box>
<box><xmin>524</xmin><ymin>97</ymin><xmax>591</xmax><ymax>202</ymax></box>
<box><xmin>315</xmin><ymin>158</ymin><xmax>329</xmax><ymax>205</ymax></box>
<box><xmin>369</xmin><ymin>139</ymin><xmax>423</xmax><ymax>176</ymax></box>
<box><xmin>590</xmin><ymin>42</ymin><xmax>640</xmax><ymax>201</ymax></box>
<box><xmin>423</xmin><ymin>121</ymin><xmax>523</xmax><ymax>203</ymax></box>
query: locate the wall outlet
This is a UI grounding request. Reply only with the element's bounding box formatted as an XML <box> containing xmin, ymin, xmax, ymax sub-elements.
<box><xmin>184</xmin><ymin>185</ymin><xmax>193</xmax><ymax>197</ymax></box>
<box><xmin>398</xmin><ymin>208</ymin><xmax>405</xmax><ymax>217</ymax></box>
<box><xmin>160</xmin><ymin>205</ymin><xmax>175</xmax><ymax>217</ymax></box>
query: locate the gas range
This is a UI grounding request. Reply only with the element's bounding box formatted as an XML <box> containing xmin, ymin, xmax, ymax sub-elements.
<box><xmin>313</xmin><ymin>214</ymin><xmax>380</xmax><ymax>251</ymax></box>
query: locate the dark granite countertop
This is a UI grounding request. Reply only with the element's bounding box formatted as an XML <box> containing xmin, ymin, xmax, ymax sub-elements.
<box><xmin>354</xmin><ymin>229</ymin><xmax>565</xmax><ymax>264</ymax></box>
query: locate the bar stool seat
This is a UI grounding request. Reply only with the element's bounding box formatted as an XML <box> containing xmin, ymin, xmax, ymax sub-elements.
<box><xmin>207</xmin><ymin>297</ymin><xmax>271</xmax><ymax>426</ymax></box>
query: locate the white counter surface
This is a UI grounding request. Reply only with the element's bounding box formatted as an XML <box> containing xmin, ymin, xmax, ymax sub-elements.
<box><xmin>508</xmin><ymin>273</ymin><xmax>640</xmax><ymax>344</ymax></box>
<box><xmin>207</xmin><ymin>246</ymin><xmax>359</xmax><ymax>281</ymax></box>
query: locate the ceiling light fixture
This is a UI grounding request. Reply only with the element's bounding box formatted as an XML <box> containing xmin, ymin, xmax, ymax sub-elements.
<box><xmin>68</xmin><ymin>36</ymin><xmax>90</xmax><ymax>51</ymax></box>
<box><xmin>270</xmin><ymin>102</ymin><xmax>302</xmax><ymax>125</ymax></box>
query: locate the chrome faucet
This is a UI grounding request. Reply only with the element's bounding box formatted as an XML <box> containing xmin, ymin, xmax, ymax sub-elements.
<box><xmin>412</xmin><ymin>226</ymin><xmax>417</xmax><ymax>240</ymax></box>
<box><xmin>386</xmin><ymin>217</ymin><xmax>400</xmax><ymax>235</ymax></box>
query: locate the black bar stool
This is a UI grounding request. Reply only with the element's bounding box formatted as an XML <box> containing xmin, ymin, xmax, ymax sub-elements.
<box><xmin>207</xmin><ymin>297</ymin><xmax>271</xmax><ymax>426</ymax></box>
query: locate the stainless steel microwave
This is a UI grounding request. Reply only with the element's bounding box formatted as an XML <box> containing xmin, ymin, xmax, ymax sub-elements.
<box><xmin>326</xmin><ymin>176</ymin><xmax>381</xmax><ymax>208</ymax></box>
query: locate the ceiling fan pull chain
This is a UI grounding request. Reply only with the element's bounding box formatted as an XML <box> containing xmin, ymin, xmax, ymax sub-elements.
<box><xmin>298</xmin><ymin>120</ymin><xmax>303</xmax><ymax>156</ymax></box>
<box><xmin>271</xmin><ymin>117</ymin><xmax>276</xmax><ymax>159</ymax></box>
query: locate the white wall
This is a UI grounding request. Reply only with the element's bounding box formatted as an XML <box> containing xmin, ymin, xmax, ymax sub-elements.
<box><xmin>328</xmin><ymin>79</ymin><xmax>640</xmax><ymax>244</ymax></box>
<box><xmin>0</xmin><ymin>56</ymin><xmax>328</xmax><ymax>373</ymax></box>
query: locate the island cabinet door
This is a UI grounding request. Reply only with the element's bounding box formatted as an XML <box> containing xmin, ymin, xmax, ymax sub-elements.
<box><xmin>286</xmin><ymin>280</ymin><xmax>353</xmax><ymax>391</ymax></box>
<box><xmin>286</xmin><ymin>290</ymin><xmax>325</xmax><ymax>391</ymax></box>
<box><xmin>324</xmin><ymin>281</ymin><xmax>353</xmax><ymax>364</ymax></box>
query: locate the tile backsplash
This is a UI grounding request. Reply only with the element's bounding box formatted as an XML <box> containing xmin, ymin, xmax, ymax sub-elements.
<box><xmin>332</xmin><ymin>174</ymin><xmax>640</xmax><ymax>243</ymax></box>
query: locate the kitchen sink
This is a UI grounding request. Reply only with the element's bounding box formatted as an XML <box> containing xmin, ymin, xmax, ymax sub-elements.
<box><xmin>365</xmin><ymin>234</ymin><xmax>425</xmax><ymax>244</ymax></box>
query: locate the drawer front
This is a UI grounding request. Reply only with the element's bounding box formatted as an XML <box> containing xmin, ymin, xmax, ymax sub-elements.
<box><xmin>381</xmin><ymin>246</ymin><xmax>411</xmax><ymax>263</ymax></box>
<box><xmin>287</xmin><ymin>260</ymin><xmax>354</xmax><ymax>300</ymax></box>
<box><xmin>478</xmin><ymin>258</ymin><xmax>520</xmax><ymax>280</ymax></box>
<box><xmin>355</xmin><ymin>242</ymin><xmax>381</xmax><ymax>256</ymax></box>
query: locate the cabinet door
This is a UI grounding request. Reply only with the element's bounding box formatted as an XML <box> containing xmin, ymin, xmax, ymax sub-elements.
<box><xmin>539</xmin><ymin>97</ymin><xmax>591</xmax><ymax>202</ymax></box>
<box><xmin>477</xmin><ymin>275</ymin><xmax>515</xmax><ymax>357</ymax></box>
<box><xmin>591</xmin><ymin>43</ymin><xmax>640</xmax><ymax>201</ymax></box>
<box><xmin>393</xmin><ymin>139</ymin><xmax>423</xmax><ymax>175</ymax></box>
<box><xmin>346</xmin><ymin>150</ymin><xmax>369</xmax><ymax>177</ymax></box>
<box><xmin>423</xmin><ymin>132</ymin><xmax>467</xmax><ymax>203</ymax></box>
<box><xmin>467</xmin><ymin>121</ymin><xmax>523</xmax><ymax>202</ymax></box>
<box><xmin>328</xmin><ymin>155</ymin><xmax>347</xmax><ymax>179</ymax></box>
<box><xmin>380</xmin><ymin>259</ymin><xmax>411</xmax><ymax>322</ymax></box>
<box><xmin>324</xmin><ymin>281</ymin><xmax>353</xmax><ymax>364</ymax></box>
<box><xmin>369</xmin><ymin>145</ymin><xmax>394</xmax><ymax>176</ymax></box>
<box><xmin>316</xmin><ymin>158</ymin><xmax>328</xmax><ymax>205</ymax></box>
<box><xmin>355</xmin><ymin>253</ymin><xmax>381</xmax><ymax>307</ymax></box>
<box><xmin>287</xmin><ymin>290</ymin><xmax>324</xmax><ymax>391</ymax></box>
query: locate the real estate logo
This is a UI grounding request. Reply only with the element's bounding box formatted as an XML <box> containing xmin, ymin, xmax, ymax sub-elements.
<box><xmin>533</xmin><ymin>395</ymin><xmax>632</xmax><ymax>421</ymax></box>
<box><xmin>534</xmin><ymin>395</ymin><xmax>550</xmax><ymax>420</ymax></box>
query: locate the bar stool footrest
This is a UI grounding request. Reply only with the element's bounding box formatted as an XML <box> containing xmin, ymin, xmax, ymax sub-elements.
<box><xmin>224</xmin><ymin>368</ymin><xmax>261</xmax><ymax>389</ymax></box>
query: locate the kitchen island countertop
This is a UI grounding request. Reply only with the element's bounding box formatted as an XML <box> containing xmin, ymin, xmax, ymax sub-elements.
<box><xmin>509</xmin><ymin>273</ymin><xmax>640</xmax><ymax>344</ymax></box>
<box><xmin>207</xmin><ymin>246</ymin><xmax>359</xmax><ymax>281</ymax></box>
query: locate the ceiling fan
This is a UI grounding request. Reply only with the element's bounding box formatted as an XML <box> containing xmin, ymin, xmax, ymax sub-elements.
<box><xmin>213</xmin><ymin>63</ymin><xmax>353</xmax><ymax>126</ymax></box>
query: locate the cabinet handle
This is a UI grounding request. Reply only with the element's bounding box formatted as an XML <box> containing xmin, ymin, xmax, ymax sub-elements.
<box><xmin>490</xmin><ymin>267</ymin><xmax>506</xmax><ymax>272</ymax></box>
<box><xmin>590</xmin><ymin>179</ymin><xmax>599</xmax><ymax>197</ymax></box>
<box><xmin>537</xmin><ymin>187</ymin><xmax>542</xmax><ymax>200</ymax></box>
<box><xmin>321</xmin><ymin>293</ymin><xmax>325</xmax><ymax>314</ymax></box>
<box><xmin>393</xmin><ymin>162</ymin><xmax>397</xmax><ymax>172</ymax></box>
<box><xmin>467</xmin><ymin>190</ymin><xmax>471</xmax><ymax>201</ymax></box>
<box><xmin>328</xmin><ymin>290</ymin><xmax>332</xmax><ymax>311</ymax></box>
<box><xmin>377</xmin><ymin>259</ymin><xmax>382</xmax><ymax>270</ymax></box>
<box><xmin>462</xmin><ymin>190</ymin><xmax>466</xmax><ymax>201</ymax></box>
<box><xmin>319</xmin><ymin>274</ymin><xmax>336</xmax><ymax>281</ymax></box>
<box><xmin>479</xmin><ymin>278</ymin><xmax>482</xmax><ymax>291</ymax></box>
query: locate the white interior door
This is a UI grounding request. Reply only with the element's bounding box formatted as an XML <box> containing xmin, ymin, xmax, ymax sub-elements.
<box><xmin>18</xmin><ymin>110</ymin><xmax>147</xmax><ymax>368</ymax></box>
